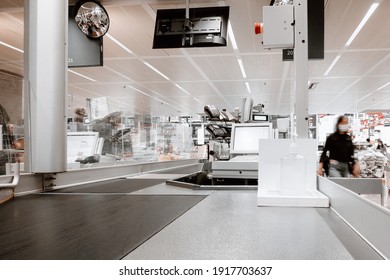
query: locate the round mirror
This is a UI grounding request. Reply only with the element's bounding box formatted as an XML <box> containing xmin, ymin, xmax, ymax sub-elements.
<box><xmin>74</xmin><ymin>1</ymin><xmax>110</xmax><ymax>38</ymax></box>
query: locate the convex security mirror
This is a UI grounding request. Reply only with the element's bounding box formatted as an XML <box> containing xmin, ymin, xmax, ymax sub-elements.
<box><xmin>74</xmin><ymin>0</ymin><xmax>110</xmax><ymax>38</ymax></box>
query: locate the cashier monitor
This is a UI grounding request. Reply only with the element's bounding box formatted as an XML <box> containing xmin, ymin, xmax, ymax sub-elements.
<box><xmin>230</xmin><ymin>123</ymin><xmax>273</xmax><ymax>155</ymax></box>
<box><xmin>67</xmin><ymin>132</ymin><xmax>99</xmax><ymax>162</ymax></box>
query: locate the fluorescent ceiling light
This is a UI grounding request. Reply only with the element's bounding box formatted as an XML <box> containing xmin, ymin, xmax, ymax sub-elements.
<box><xmin>357</xmin><ymin>92</ymin><xmax>374</xmax><ymax>102</ymax></box>
<box><xmin>237</xmin><ymin>58</ymin><xmax>247</xmax><ymax>78</ymax></box>
<box><xmin>377</xmin><ymin>81</ymin><xmax>390</xmax><ymax>91</ymax></box>
<box><xmin>175</xmin><ymin>84</ymin><xmax>191</xmax><ymax>95</ymax></box>
<box><xmin>345</xmin><ymin>3</ymin><xmax>380</xmax><ymax>47</ymax></box>
<box><xmin>0</xmin><ymin>41</ymin><xmax>23</xmax><ymax>53</ymax></box>
<box><xmin>68</xmin><ymin>69</ymin><xmax>96</xmax><ymax>82</ymax></box>
<box><xmin>227</xmin><ymin>21</ymin><xmax>238</xmax><ymax>50</ymax></box>
<box><xmin>143</xmin><ymin>62</ymin><xmax>170</xmax><ymax>80</ymax></box>
<box><xmin>106</xmin><ymin>33</ymin><xmax>133</xmax><ymax>55</ymax></box>
<box><xmin>126</xmin><ymin>85</ymin><xmax>152</xmax><ymax>97</ymax></box>
<box><xmin>324</xmin><ymin>55</ymin><xmax>341</xmax><ymax>76</ymax></box>
<box><xmin>245</xmin><ymin>82</ymin><xmax>251</xmax><ymax>94</ymax></box>
<box><xmin>193</xmin><ymin>98</ymin><xmax>201</xmax><ymax>103</ymax></box>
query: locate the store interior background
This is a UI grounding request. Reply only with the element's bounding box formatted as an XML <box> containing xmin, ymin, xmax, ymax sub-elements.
<box><xmin>1</xmin><ymin>0</ymin><xmax>390</xmax><ymax>168</ymax></box>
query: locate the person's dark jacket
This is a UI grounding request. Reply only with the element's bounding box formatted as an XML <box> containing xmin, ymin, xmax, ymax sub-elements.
<box><xmin>320</xmin><ymin>132</ymin><xmax>356</xmax><ymax>175</ymax></box>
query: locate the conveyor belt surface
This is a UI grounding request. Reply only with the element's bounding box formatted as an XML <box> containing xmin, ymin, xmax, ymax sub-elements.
<box><xmin>52</xmin><ymin>178</ymin><xmax>166</xmax><ymax>193</ymax></box>
<box><xmin>151</xmin><ymin>165</ymin><xmax>202</xmax><ymax>174</ymax></box>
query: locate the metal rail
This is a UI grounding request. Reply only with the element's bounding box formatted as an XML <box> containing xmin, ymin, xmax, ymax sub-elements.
<box><xmin>0</xmin><ymin>163</ymin><xmax>20</xmax><ymax>204</ymax></box>
<box><xmin>0</xmin><ymin>163</ymin><xmax>20</xmax><ymax>188</ymax></box>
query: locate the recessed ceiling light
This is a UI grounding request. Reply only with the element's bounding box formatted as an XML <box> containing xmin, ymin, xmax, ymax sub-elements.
<box><xmin>125</xmin><ymin>85</ymin><xmax>151</xmax><ymax>97</ymax></box>
<box><xmin>324</xmin><ymin>55</ymin><xmax>341</xmax><ymax>76</ymax></box>
<box><xmin>0</xmin><ymin>41</ymin><xmax>23</xmax><ymax>53</ymax></box>
<box><xmin>377</xmin><ymin>81</ymin><xmax>390</xmax><ymax>91</ymax></box>
<box><xmin>227</xmin><ymin>21</ymin><xmax>238</xmax><ymax>50</ymax></box>
<box><xmin>237</xmin><ymin>58</ymin><xmax>247</xmax><ymax>78</ymax></box>
<box><xmin>68</xmin><ymin>69</ymin><xmax>96</xmax><ymax>82</ymax></box>
<box><xmin>175</xmin><ymin>84</ymin><xmax>191</xmax><ymax>95</ymax></box>
<box><xmin>245</xmin><ymin>82</ymin><xmax>251</xmax><ymax>94</ymax></box>
<box><xmin>345</xmin><ymin>3</ymin><xmax>380</xmax><ymax>47</ymax></box>
<box><xmin>106</xmin><ymin>33</ymin><xmax>133</xmax><ymax>55</ymax></box>
<box><xmin>143</xmin><ymin>62</ymin><xmax>170</xmax><ymax>80</ymax></box>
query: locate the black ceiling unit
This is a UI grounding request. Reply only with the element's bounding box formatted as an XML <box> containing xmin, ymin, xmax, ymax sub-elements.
<box><xmin>153</xmin><ymin>6</ymin><xmax>230</xmax><ymax>49</ymax></box>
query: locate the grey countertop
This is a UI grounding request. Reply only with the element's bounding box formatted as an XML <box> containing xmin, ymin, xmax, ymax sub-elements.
<box><xmin>124</xmin><ymin>190</ymin><xmax>382</xmax><ymax>260</ymax></box>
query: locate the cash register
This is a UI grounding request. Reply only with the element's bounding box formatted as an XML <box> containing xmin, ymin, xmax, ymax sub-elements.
<box><xmin>210</xmin><ymin>122</ymin><xmax>273</xmax><ymax>179</ymax></box>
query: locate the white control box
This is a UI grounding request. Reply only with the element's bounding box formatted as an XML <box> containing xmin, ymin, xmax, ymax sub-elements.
<box><xmin>262</xmin><ymin>5</ymin><xmax>294</xmax><ymax>49</ymax></box>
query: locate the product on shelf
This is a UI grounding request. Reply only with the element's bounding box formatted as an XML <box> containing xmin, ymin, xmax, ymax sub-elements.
<box><xmin>356</xmin><ymin>148</ymin><xmax>387</xmax><ymax>178</ymax></box>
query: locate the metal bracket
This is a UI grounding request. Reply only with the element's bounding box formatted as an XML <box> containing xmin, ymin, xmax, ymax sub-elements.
<box><xmin>0</xmin><ymin>163</ymin><xmax>20</xmax><ymax>188</ymax></box>
<box><xmin>42</xmin><ymin>173</ymin><xmax>57</xmax><ymax>190</ymax></box>
<box><xmin>0</xmin><ymin>163</ymin><xmax>20</xmax><ymax>204</ymax></box>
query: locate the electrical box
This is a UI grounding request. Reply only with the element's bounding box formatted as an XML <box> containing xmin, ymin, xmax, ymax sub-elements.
<box><xmin>262</xmin><ymin>5</ymin><xmax>294</xmax><ymax>49</ymax></box>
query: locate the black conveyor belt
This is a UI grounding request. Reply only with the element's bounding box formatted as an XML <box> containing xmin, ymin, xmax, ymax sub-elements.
<box><xmin>52</xmin><ymin>178</ymin><xmax>166</xmax><ymax>193</ymax></box>
<box><xmin>0</xmin><ymin>191</ymin><xmax>206</xmax><ymax>259</ymax></box>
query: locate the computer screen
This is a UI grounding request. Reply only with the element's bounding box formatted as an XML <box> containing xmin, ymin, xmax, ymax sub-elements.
<box><xmin>67</xmin><ymin>132</ymin><xmax>99</xmax><ymax>162</ymax></box>
<box><xmin>230</xmin><ymin>123</ymin><xmax>273</xmax><ymax>154</ymax></box>
<box><xmin>252</xmin><ymin>114</ymin><xmax>269</xmax><ymax>122</ymax></box>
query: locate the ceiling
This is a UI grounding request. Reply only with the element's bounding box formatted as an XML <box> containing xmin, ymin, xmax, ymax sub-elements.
<box><xmin>0</xmin><ymin>0</ymin><xmax>389</xmax><ymax>117</ymax></box>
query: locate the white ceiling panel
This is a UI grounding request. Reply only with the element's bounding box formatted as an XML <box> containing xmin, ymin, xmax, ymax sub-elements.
<box><xmin>0</xmin><ymin>0</ymin><xmax>23</xmax><ymax>11</ymax></box>
<box><xmin>103</xmin><ymin>36</ymin><xmax>135</xmax><ymax>59</ymax></box>
<box><xmin>242</xmin><ymin>53</ymin><xmax>281</xmax><ymax>79</ymax></box>
<box><xmin>369</xmin><ymin>92</ymin><xmax>390</xmax><ymax>101</ymax></box>
<box><xmin>227</xmin><ymin>0</ymin><xmax>257</xmax><ymax>54</ymax></box>
<box><xmin>346</xmin><ymin>0</ymin><xmax>390</xmax><ymax>49</ymax></box>
<box><xmin>256</xmin><ymin>79</ymin><xmax>293</xmax><ymax>95</ymax></box>
<box><xmin>137</xmin><ymin>82</ymin><xmax>192</xmax><ymax>97</ymax></box>
<box><xmin>166</xmin><ymin>81</ymin><xmax>218</xmax><ymax>96</ymax></box>
<box><xmin>0</xmin><ymin>13</ymin><xmax>23</xmax><ymax>44</ymax></box>
<box><xmin>0</xmin><ymin>45</ymin><xmax>22</xmax><ymax>62</ymax></box>
<box><xmin>0</xmin><ymin>60</ymin><xmax>22</xmax><ymax>75</ymax></box>
<box><xmin>323</xmin><ymin>0</ymin><xmax>387</xmax><ymax>52</ymax></box>
<box><xmin>309</xmin><ymin>102</ymin><xmax>342</xmax><ymax>115</ymax></box>
<box><xmin>328</xmin><ymin>51</ymin><xmax>390</xmax><ymax>77</ymax></box>
<box><xmin>323</xmin><ymin>0</ymin><xmax>354</xmax><ymax>50</ymax></box>
<box><xmin>367</xmin><ymin>56</ymin><xmax>390</xmax><ymax>77</ymax></box>
<box><xmin>191</xmin><ymin>55</ymin><xmax>243</xmax><ymax>80</ymax></box>
<box><xmin>312</xmin><ymin>77</ymin><xmax>364</xmax><ymax>94</ymax></box>
<box><xmin>347</xmin><ymin>76</ymin><xmax>390</xmax><ymax>93</ymax></box>
<box><xmin>70</xmin><ymin>83</ymin><xmax>141</xmax><ymax>99</ymax></box>
<box><xmin>145</xmin><ymin>56</ymin><xmax>206</xmax><ymax>81</ymax></box>
<box><xmin>104</xmin><ymin>6</ymin><xmax>163</xmax><ymax>57</ymax></box>
<box><xmin>105</xmin><ymin>59</ymin><xmax>169</xmax><ymax>82</ymax></box>
<box><xmin>70</xmin><ymin>66</ymin><xmax>131</xmax><ymax>84</ymax></box>
<box><xmin>0</xmin><ymin>0</ymin><xmax>389</xmax><ymax>117</ymax></box>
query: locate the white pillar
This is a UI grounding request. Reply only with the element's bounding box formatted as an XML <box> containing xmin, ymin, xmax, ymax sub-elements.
<box><xmin>24</xmin><ymin>0</ymin><xmax>68</xmax><ymax>172</ymax></box>
<box><xmin>294</xmin><ymin>0</ymin><xmax>309</xmax><ymax>139</ymax></box>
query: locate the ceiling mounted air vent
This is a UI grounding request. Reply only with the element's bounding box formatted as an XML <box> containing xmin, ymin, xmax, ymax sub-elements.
<box><xmin>308</xmin><ymin>82</ymin><xmax>319</xmax><ymax>90</ymax></box>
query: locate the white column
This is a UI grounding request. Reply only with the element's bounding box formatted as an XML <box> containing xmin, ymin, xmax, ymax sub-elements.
<box><xmin>24</xmin><ymin>0</ymin><xmax>68</xmax><ymax>172</ymax></box>
<box><xmin>294</xmin><ymin>0</ymin><xmax>309</xmax><ymax>139</ymax></box>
